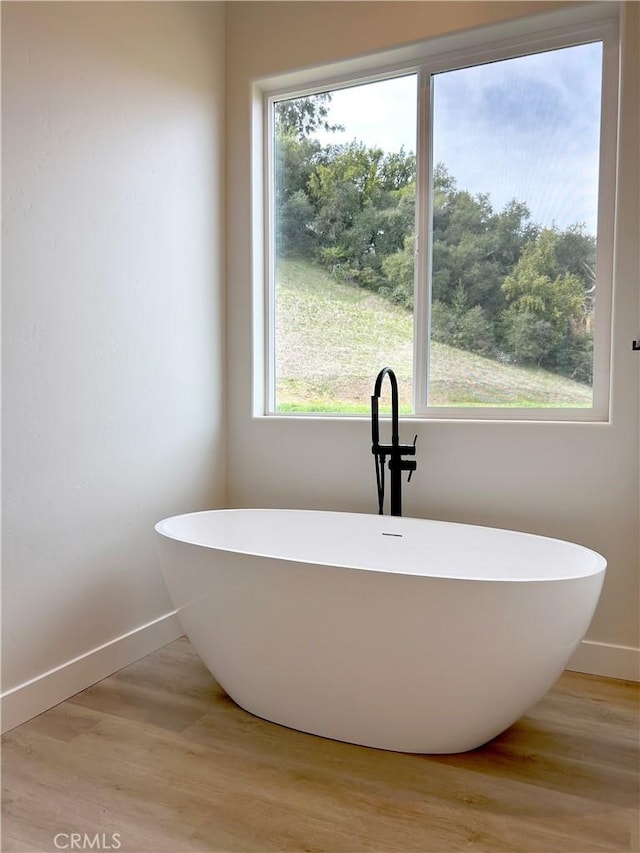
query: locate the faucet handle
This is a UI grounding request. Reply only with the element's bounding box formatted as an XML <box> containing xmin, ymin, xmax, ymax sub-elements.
<box><xmin>399</xmin><ymin>458</ymin><xmax>417</xmax><ymax>482</ymax></box>
<box><xmin>400</xmin><ymin>437</ymin><xmax>417</xmax><ymax>483</ymax></box>
<box><xmin>398</xmin><ymin>435</ymin><xmax>418</xmax><ymax>455</ymax></box>
<box><xmin>408</xmin><ymin>436</ymin><xmax>417</xmax><ymax>481</ymax></box>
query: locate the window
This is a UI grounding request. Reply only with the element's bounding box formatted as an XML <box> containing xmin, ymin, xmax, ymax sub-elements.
<box><xmin>261</xmin><ymin>11</ymin><xmax>618</xmax><ymax>420</ymax></box>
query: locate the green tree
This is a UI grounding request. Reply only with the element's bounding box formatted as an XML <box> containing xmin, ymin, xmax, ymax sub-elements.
<box><xmin>431</xmin><ymin>284</ymin><xmax>495</xmax><ymax>355</ymax></box>
<box><xmin>309</xmin><ymin>143</ymin><xmax>415</xmax><ymax>288</ymax></box>
<box><xmin>274</xmin><ymin>94</ymin><xmax>344</xmax><ymax>257</ymax></box>
<box><xmin>275</xmin><ymin>93</ymin><xmax>342</xmax><ymax>138</ymax></box>
<box><xmin>274</xmin><ymin>134</ymin><xmax>323</xmax><ymax>257</ymax></box>
<box><xmin>382</xmin><ymin>234</ymin><xmax>414</xmax><ymax>308</ymax></box>
<box><xmin>430</xmin><ymin>166</ymin><xmax>538</xmax><ymax>323</ymax></box>
<box><xmin>502</xmin><ymin>230</ymin><xmax>585</xmax><ymax>328</ymax></box>
<box><xmin>502</xmin><ymin>228</ymin><xmax>588</xmax><ymax>374</ymax></box>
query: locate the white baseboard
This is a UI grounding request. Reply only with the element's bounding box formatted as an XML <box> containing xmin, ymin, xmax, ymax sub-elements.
<box><xmin>567</xmin><ymin>638</ymin><xmax>640</xmax><ymax>682</ymax></box>
<box><xmin>2</xmin><ymin>624</ymin><xmax>636</xmax><ymax>736</ymax></box>
<box><xmin>1</xmin><ymin>611</ymin><xmax>183</xmax><ymax>734</ymax></box>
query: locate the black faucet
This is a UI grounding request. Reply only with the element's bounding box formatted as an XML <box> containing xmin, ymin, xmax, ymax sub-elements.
<box><xmin>371</xmin><ymin>367</ymin><xmax>417</xmax><ymax>516</ymax></box>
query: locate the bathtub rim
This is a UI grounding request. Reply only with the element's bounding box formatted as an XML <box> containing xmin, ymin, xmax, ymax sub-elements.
<box><xmin>154</xmin><ymin>508</ymin><xmax>607</xmax><ymax>584</ymax></box>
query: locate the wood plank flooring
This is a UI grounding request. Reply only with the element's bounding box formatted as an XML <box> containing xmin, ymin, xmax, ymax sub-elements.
<box><xmin>2</xmin><ymin>637</ymin><xmax>638</xmax><ymax>853</ymax></box>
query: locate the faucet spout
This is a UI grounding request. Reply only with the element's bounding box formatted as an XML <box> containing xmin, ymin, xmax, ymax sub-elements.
<box><xmin>372</xmin><ymin>367</ymin><xmax>399</xmax><ymax>449</ymax></box>
<box><xmin>371</xmin><ymin>368</ymin><xmax>417</xmax><ymax>516</ymax></box>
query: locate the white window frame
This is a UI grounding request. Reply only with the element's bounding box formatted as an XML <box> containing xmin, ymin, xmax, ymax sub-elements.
<box><xmin>256</xmin><ymin>4</ymin><xmax>620</xmax><ymax>422</ymax></box>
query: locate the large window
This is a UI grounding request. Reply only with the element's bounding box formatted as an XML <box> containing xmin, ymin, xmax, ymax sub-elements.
<box><xmin>263</xmin><ymin>13</ymin><xmax>618</xmax><ymax>420</ymax></box>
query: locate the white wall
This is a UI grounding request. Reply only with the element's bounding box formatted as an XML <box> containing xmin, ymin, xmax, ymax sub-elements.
<box><xmin>226</xmin><ymin>2</ymin><xmax>640</xmax><ymax>679</ymax></box>
<box><xmin>2</xmin><ymin>1</ymin><xmax>226</xmax><ymax>729</ymax></box>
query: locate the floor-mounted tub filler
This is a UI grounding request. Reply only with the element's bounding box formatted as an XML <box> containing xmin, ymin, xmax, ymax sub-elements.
<box><xmin>155</xmin><ymin>509</ymin><xmax>606</xmax><ymax>754</ymax></box>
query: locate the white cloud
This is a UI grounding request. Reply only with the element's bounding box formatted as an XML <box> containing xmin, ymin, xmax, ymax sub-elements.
<box><xmin>311</xmin><ymin>42</ymin><xmax>602</xmax><ymax>232</ymax></box>
<box><xmin>313</xmin><ymin>75</ymin><xmax>417</xmax><ymax>154</ymax></box>
<box><xmin>432</xmin><ymin>43</ymin><xmax>602</xmax><ymax>231</ymax></box>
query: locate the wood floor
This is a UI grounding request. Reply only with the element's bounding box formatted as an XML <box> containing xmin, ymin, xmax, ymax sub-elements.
<box><xmin>2</xmin><ymin>638</ymin><xmax>638</xmax><ymax>853</ymax></box>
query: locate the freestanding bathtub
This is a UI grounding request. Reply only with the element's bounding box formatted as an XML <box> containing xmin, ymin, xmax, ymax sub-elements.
<box><xmin>155</xmin><ymin>509</ymin><xmax>606</xmax><ymax>754</ymax></box>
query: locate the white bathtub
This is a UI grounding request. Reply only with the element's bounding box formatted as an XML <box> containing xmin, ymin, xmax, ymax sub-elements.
<box><xmin>155</xmin><ymin>509</ymin><xmax>606</xmax><ymax>754</ymax></box>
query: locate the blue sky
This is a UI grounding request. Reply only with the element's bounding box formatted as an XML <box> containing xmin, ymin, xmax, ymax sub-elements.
<box><xmin>311</xmin><ymin>42</ymin><xmax>602</xmax><ymax>233</ymax></box>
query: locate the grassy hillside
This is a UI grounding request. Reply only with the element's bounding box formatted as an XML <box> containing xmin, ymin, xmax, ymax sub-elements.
<box><xmin>275</xmin><ymin>258</ymin><xmax>592</xmax><ymax>413</ymax></box>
